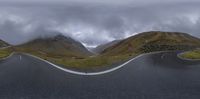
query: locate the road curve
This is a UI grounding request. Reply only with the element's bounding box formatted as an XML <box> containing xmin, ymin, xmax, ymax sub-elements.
<box><xmin>0</xmin><ymin>52</ymin><xmax>200</xmax><ymax>99</ymax></box>
<box><xmin>23</xmin><ymin>52</ymin><xmax>154</xmax><ymax>76</ymax></box>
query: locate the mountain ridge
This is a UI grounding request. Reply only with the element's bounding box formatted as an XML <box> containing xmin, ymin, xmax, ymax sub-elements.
<box><xmin>0</xmin><ymin>31</ymin><xmax>200</xmax><ymax>69</ymax></box>
<box><xmin>14</xmin><ymin>34</ymin><xmax>92</xmax><ymax>58</ymax></box>
<box><xmin>92</xmin><ymin>40</ymin><xmax>121</xmax><ymax>54</ymax></box>
<box><xmin>101</xmin><ymin>31</ymin><xmax>200</xmax><ymax>56</ymax></box>
<box><xmin>0</xmin><ymin>39</ymin><xmax>10</xmax><ymax>48</ymax></box>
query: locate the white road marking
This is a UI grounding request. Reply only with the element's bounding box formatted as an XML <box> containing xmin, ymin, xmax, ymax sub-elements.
<box><xmin>161</xmin><ymin>54</ymin><xmax>165</xmax><ymax>59</ymax></box>
<box><xmin>0</xmin><ymin>52</ymin><xmax>14</xmax><ymax>61</ymax></box>
<box><xmin>19</xmin><ymin>55</ymin><xmax>22</xmax><ymax>60</ymax></box>
<box><xmin>23</xmin><ymin>51</ymin><xmax>171</xmax><ymax>76</ymax></box>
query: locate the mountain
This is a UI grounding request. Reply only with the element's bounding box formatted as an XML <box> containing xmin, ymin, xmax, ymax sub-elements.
<box><xmin>0</xmin><ymin>39</ymin><xmax>9</xmax><ymax>48</ymax></box>
<box><xmin>92</xmin><ymin>40</ymin><xmax>121</xmax><ymax>54</ymax></box>
<box><xmin>14</xmin><ymin>35</ymin><xmax>92</xmax><ymax>58</ymax></box>
<box><xmin>101</xmin><ymin>31</ymin><xmax>200</xmax><ymax>56</ymax></box>
<box><xmin>1</xmin><ymin>31</ymin><xmax>200</xmax><ymax>69</ymax></box>
<box><xmin>0</xmin><ymin>39</ymin><xmax>11</xmax><ymax>58</ymax></box>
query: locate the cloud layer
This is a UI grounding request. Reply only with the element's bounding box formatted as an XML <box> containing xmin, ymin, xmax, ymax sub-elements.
<box><xmin>0</xmin><ymin>2</ymin><xmax>200</xmax><ymax>48</ymax></box>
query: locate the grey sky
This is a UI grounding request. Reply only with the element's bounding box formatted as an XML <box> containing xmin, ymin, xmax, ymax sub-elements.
<box><xmin>0</xmin><ymin>0</ymin><xmax>199</xmax><ymax>5</ymax></box>
<box><xmin>0</xmin><ymin>1</ymin><xmax>200</xmax><ymax>48</ymax></box>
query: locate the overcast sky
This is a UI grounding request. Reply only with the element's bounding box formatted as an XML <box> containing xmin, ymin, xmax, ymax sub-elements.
<box><xmin>0</xmin><ymin>0</ymin><xmax>200</xmax><ymax>48</ymax></box>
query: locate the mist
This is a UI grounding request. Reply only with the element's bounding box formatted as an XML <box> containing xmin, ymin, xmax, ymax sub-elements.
<box><xmin>0</xmin><ymin>1</ymin><xmax>200</xmax><ymax>48</ymax></box>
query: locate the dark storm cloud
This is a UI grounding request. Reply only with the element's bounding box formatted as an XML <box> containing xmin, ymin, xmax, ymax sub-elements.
<box><xmin>0</xmin><ymin>1</ymin><xmax>200</xmax><ymax>47</ymax></box>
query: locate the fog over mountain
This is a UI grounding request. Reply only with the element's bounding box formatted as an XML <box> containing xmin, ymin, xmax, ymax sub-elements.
<box><xmin>0</xmin><ymin>0</ymin><xmax>200</xmax><ymax>48</ymax></box>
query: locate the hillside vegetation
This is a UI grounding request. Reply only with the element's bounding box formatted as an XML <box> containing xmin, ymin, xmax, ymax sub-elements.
<box><xmin>0</xmin><ymin>40</ymin><xmax>11</xmax><ymax>58</ymax></box>
<box><xmin>0</xmin><ymin>49</ymin><xmax>12</xmax><ymax>59</ymax></box>
<box><xmin>101</xmin><ymin>31</ymin><xmax>200</xmax><ymax>56</ymax></box>
<box><xmin>14</xmin><ymin>35</ymin><xmax>91</xmax><ymax>59</ymax></box>
<box><xmin>0</xmin><ymin>40</ymin><xmax>9</xmax><ymax>48</ymax></box>
<box><xmin>180</xmin><ymin>49</ymin><xmax>200</xmax><ymax>60</ymax></box>
<box><xmin>92</xmin><ymin>40</ymin><xmax>121</xmax><ymax>54</ymax></box>
<box><xmin>0</xmin><ymin>31</ymin><xmax>200</xmax><ymax>70</ymax></box>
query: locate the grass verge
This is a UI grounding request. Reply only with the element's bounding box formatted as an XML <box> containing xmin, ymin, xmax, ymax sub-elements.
<box><xmin>0</xmin><ymin>49</ymin><xmax>12</xmax><ymax>59</ymax></box>
<box><xmin>180</xmin><ymin>49</ymin><xmax>200</xmax><ymax>60</ymax></box>
<box><xmin>1</xmin><ymin>48</ymin><xmax>131</xmax><ymax>69</ymax></box>
<box><xmin>27</xmin><ymin>52</ymin><xmax>137</xmax><ymax>70</ymax></box>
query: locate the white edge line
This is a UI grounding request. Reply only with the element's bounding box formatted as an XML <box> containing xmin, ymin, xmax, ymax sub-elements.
<box><xmin>0</xmin><ymin>52</ymin><xmax>15</xmax><ymax>61</ymax></box>
<box><xmin>0</xmin><ymin>46</ymin><xmax>13</xmax><ymax>60</ymax></box>
<box><xmin>21</xmin><ymin>51</ymin><xmax>170</xmax><ymax>76</ymax></box>
<box><xmin>177</xmin><ymin>51</ymin><xmax>200</xmax><ymax>61</ymax></box>
<box><xmin>0</xmin><ymin>47</ymin><xmax>182</xmax><ymax>76</ymax></box>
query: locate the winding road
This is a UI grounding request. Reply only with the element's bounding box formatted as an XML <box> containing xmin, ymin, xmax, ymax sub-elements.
<box><xmin>0</xmin><ymin>52</ymin><xmax>200</xmax><ymax>99</ymax></box>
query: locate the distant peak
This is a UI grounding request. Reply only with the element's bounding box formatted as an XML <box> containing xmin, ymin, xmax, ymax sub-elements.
<box><xmin>53</xmin><ymin>34</ymin><xmax>68</xmax><ymax>40</ymax></box>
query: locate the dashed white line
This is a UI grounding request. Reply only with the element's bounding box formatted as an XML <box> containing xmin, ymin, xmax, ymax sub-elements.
<box><xmin>161</xmin><ymin>54</ymin><xmax>165</xmax><ymax>59</ymax></box>
<box><xmin>19</xmin><ymin>55</ymin><xmax>22</xmax><ymax>61</ymax></box>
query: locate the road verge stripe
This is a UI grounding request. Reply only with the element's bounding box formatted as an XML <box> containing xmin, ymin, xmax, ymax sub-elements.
<box><xmin>22</xmin><ymin>51</ymin><xmax>172</xmax><ymax>76</ymax></box>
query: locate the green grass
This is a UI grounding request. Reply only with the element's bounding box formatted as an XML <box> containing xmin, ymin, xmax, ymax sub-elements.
<box><xmin>55</xmin><ymin>54</ymin><xmax>135</xmax><ymax>69</ymax></box>
<box><xmin>26</xmin><ymin>52</ymin><xmax>136</xmax><ymax>70</ymax></box>
<box><xmin>102</xmin><ymin>31</ymin><xmax>200</xmax><ymax>56</ymax></box>
<box><xmin>0</xmin><ymin>49</ymin><xmax>12</xmax><ymax>59</ymax></box>
<box><xmin>1</xmin><ymin>31</ymin><xmax>200</xmax><ymax>70</ymax></box>
<box><xmin>0</xmin><ymin>47</ymin><xmax>135</xmax><ymax>70</ymax></box>
<box><xmin>180</xmin><ymin>49</ymin><xmax>200</xmax><ymax>60</ymax></box>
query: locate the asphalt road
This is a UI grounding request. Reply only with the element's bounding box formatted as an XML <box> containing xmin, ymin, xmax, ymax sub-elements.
<box><xmin>0</xmin><ymin>52</ymin><xmax>200</xmax><ymax>99</ymax></box>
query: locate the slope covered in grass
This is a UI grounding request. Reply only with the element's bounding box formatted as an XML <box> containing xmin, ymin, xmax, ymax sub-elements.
<box><xmin>0</xmin><ymin>49</ymin><xmax>12</xmax><ymax>59</ymax></box>
<box><xmin>0</xmin><ymin>39</ymin><xmax>11</xmax><ymax>59</ymax></box>
<box><xmin>0</xmin><ymin>40</ymin><xmax>9</xmax><ymax>48</ymax></box>
<box><xmin>1</xmin><ymin>31</ymin><xmax>200</xmax><ymax>70</ymax></box>
<box><xmin>180</xmin><ymin>49</ymin><xmax>200</xmax><ymax>60</ymax></box>
<box><xmin>92</xmin><ymin>40</ymin><xmax>121</xmax><ymax>54</ymax></box>
<box><xmin>14</xmin><ymin>35</ymin><xmax>92</xmax><ymax>58</ymax></box>
<box><xmin>101</xmin><ymin>31</ymin><xmax>200</xmax><ymax>56</ymax></box>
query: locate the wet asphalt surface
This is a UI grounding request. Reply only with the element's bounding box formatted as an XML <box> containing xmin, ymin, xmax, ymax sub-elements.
<box><xmin>0</xmin><ymin>52</ymin><xmax>200</xmax><ymax>99</ymax></box>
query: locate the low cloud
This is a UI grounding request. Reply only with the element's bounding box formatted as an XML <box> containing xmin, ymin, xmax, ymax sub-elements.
<box><xmin>0</xmin><ymin>2</ymin><xmax>200</xmax><ymax>47</ymax></box>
